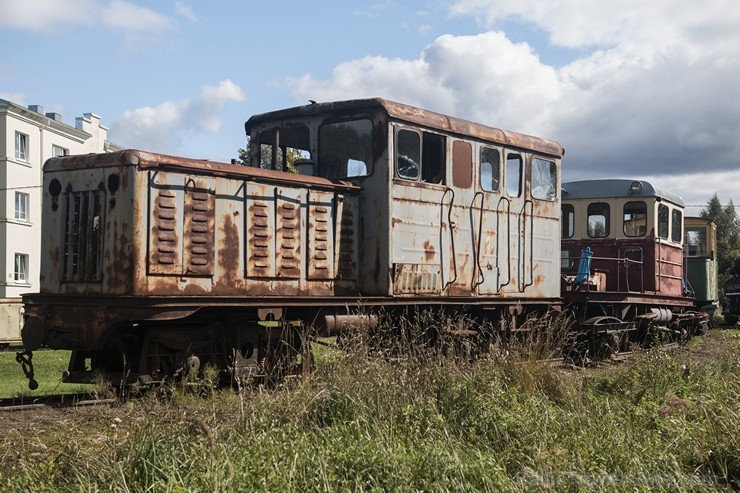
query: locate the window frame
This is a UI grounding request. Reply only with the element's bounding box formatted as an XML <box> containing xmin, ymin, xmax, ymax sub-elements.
<box><xmin>671</xmin><ymin>208</ymin><xmax>683</xmax><ymax>243</ymax></box>
<box><xmin>15</xmin><ymin>131</ymin><xmax>29</xmax><ymax>162</ymax></box>
<box><xmin>505</xmin><ymin>152</ymin><xmax>523</xmax><ymax>197</ymax></box>
<box><xmin>14</xmin><ymin>253</ymin><xmax>29</xmax><ymax>283</ymax></box>
<box><xmin>479</xmin><ymin>146</ymin><xmax>500</xmax><ymax>193</ymax></box>
<box><xmin>395</xmin><ymin>127</ymin><xmax>446</xmax><ymax>185</ymax></box>
<box><xmin>52</xmin><ymin>145</ymin><xmax>69</xmax><ymax>157</ymax></box>
<box><xmin>561</xmin><ymin>204</ymin><xmax>574</xmax><ymax>238</ymax></box>
<box><xmin>14</xmin><ymin>191</ymin><xmax>29</xmax><ymax>222</ymax></box>
<box><xmin>623</xmin><ymin>201</ymin><xmax>647</xmax><ymax>237</ymax></box>
<box><xmin>657</xmin><ymin>203</ymin><xmax>669</xmax><ymax>240</ymax></box>
<box><xmin>530</xmin><ymin>157</ymin><xmax>557</xmax><ymax>201</ymax></box>
<box><xmin>587</xmin><ymin>202</ymin><xmax>610</xmax><ymax>238</ymax></box>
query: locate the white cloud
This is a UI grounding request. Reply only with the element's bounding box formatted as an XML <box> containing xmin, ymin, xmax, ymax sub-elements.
<box><xmin>109</xmin><ymin>79</ymin><xmax>245</xmax><ymax>154</ymax></box>
<box><xmin>0</xmin><ymin>0</ymin><xmax>176</xmax><ymax>37</ymax></box>
<box><xmin>286</xmin><ymin>0</ymin><xmax>740</xmax><ymax>182</ymax></box>
<box><xmin>100</xmin><ymin>0</ymin><xmax>175</xmax><ymax>33</ymax></box>
<box><xmin>0</xmin><ymin>0</ymin><xmax>97</xmax><ymax>31</ymax></box>
<box><xmin>175</xmin><ymin>1</ymin><xmax>198</xmax><ymax>23</ymax></box>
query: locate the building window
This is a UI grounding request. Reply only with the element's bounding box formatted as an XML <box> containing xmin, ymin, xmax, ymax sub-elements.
<box><xmin>53</xmin><ymin>145</ymin><xmax>69</xmax><ymax>157</ymax></box>
<box><xmin>15</xmin><ymin>192</ymin><xmax>29</xmax><ymax>221</ymax></box>
<box><xmin>14</xmin><ymin>253</ymin><xmax>29</xmax><ymax>283</ymax></box>
<box><xmin>15</xmin><ymin>132</ymin><xmax>29</xmax><ymax>161</ymax></box>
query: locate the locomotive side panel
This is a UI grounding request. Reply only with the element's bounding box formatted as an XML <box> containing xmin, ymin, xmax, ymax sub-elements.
<box><xmin>142</xmin><ymin>168</ymin><xmax>360</xmax><ymax>297</ymax></box>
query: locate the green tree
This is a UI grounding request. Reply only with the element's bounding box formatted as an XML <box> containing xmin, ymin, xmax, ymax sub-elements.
<box><xmin>700</xmin><ymin>194</ymin><xmax>740</xmax><ymax>305</ymax></box>
<box><xmin>237</xmin><ymin>138</ymin><xmax>303</xmax><ymax>173</ymax></box>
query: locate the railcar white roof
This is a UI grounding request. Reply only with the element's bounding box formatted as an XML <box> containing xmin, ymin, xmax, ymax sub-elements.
<box><xmin>562</xmin><ymin>179</ymin><xmax>684</xmax><ymax>207</ymax></box>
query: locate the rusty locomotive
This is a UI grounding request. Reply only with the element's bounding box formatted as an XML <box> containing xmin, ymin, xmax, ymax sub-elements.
<box><xmin>16</xmin><ymin>99</ymin><xmax>708</xmax><ymax>388</ymax></box>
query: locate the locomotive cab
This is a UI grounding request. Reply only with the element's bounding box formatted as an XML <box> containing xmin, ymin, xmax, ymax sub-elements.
<box><xmin>561</xmin><ymin>179</ymin><xmax>706</xmax><ymax>349</ymax></box>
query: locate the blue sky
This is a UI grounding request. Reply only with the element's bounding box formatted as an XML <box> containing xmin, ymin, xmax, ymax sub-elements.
<box><xmin>2</xmin><ymin>0</ymin><xmax>739</xmax><ymax>213</ymax></box>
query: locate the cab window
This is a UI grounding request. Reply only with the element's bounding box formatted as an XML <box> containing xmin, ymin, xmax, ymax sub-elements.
<box><xmin>671</xmin><ymin>209</ymin><xmax>683</xmax><ymax>243</ymax></box>
<box><xmin>531</xmin><ymin>158</ymin><xmax>556</xmax><ymax>201</ymax></box>
<box><xmin>623</xmin><ymin>201</ymin><xmax>647</xmax><ymax>237</ymax></box>
<box><xmin>658</xmin><ymin>204</ymin><xmax>669</xmax><ymax>239</ymax></box>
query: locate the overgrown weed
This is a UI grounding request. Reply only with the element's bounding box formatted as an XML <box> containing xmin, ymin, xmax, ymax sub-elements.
<box><xmin>0</xmin><ymin>323</ymin><xmax>737</xmax><ymax>492</ymax></box>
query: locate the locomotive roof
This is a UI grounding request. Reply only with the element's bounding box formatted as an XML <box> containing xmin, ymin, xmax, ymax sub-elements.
<box><xmin>245</xmin><ymin>97</ymin><xmax>564</xmax><ymax>158</ymax></box>
<box><xmin>562</xmin><ymin>179</ymin><xmax>684</xmax><ymax>207</ymax></box>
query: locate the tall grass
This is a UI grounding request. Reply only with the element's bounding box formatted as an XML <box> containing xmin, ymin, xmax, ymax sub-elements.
<box><xmin>1</xmin><ymin>321</ymin><xmax>737</xmax><ymax>492</ymax></box>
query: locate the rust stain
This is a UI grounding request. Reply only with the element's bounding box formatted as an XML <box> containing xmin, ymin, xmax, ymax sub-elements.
<box><xmin>423</xmin><ymin>240</ymin><xmax>436</xmax><ymax>262</ymax></box>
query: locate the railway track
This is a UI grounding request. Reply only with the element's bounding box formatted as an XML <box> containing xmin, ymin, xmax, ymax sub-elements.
<box><xmin>0</xmin><ymin>392</ymin><xmax>116</xmax><ymax>412</ymax></box>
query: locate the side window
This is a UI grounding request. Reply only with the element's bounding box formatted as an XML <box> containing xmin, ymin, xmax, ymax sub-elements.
<box><xmin>506</xmin><ymin>153</ymin><xmax>522</xmax><ymax>197</ymax></box>
<box><xmin>531</xmin><ymin>158</ymin><xmax>557</xmax><ymax>201</ymax></box>
<box><xmin>671</xmin><ymin>209</ymin><xmax>683</xmax><ymax>243</ymax></box>
<box><xmin>685</xmin><ymin>227</ymin><xmax>706</xmax><ymax>257</ymax></box>
<box><xmin>480</xmin><ymin>147</ymin><xmax>500</xmax><ymax>192</ymax></box>
<box><xmin>396</xmin><ymin>129</ymin><xmax>420</xmax><ymax>179</ymax></box>
<box><xmin>587</xmin><ymin>202</ymin><xmax>610</xmax><ymax>238</ymax></box>
<box><xmin>422</xmin><ymin>133</ymin><xmax>445</xmax><ymax>184</ymax></box>
<box><xmin>561</xmin><ymin>204</ymin><xmax>574</xmax><ymax>238</ymax></box>
<box><xmin>623</xmin><ymin>201</ymin><xmax>647</xmax><ymax>237</ymax></box>
<box><xmin>396</xmin><ymin>128</ymin><xmax>446</xmax><ymax>184</ymax></box>
<box><xmin>561</xmin><ymin>249</ymin><xmax>572</xmax><ymax>269</ymax></box>
<box><xmin>658</xmin><ymin>204</ymin><xmax>669</xmax><ymax>239</ymax></box>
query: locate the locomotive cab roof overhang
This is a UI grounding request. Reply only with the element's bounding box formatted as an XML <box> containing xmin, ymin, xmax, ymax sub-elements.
<box><xmin>245</xmin><ymin>97</ymin><xmax>565</xmax><ymax>159</ymax></box>
<box><xmin>562</xmin><ymin>179</ymin><xmax>684</xmax><ymax>207</ymax></box>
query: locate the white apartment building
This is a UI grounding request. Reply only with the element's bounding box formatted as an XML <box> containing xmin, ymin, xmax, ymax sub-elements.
<box><xmin>0</xmin><ymin>99</ymin><xmax>121</xmax><ymax>342</ymax></box>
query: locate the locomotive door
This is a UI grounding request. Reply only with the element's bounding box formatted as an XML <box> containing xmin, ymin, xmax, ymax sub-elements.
<box><xmin>477</xmin><ymin>149</ymin><xmax>531</xmax><ymax>295</ymax></box>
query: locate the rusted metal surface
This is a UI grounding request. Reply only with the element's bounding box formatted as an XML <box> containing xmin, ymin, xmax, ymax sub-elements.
<box><xmin>246</xmin><ymin>98</ymin><xmax>564</xmax><ymax>159</ymax></box>
<box><xmin>24</xmin><ymin>97</ymin><xmax>568</xmax><ymax>382</ymax></box>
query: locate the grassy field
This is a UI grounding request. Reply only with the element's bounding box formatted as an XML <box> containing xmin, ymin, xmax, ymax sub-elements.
<box><xmin>0</xmin><ymin>328</ymin><xmax>737</xmax><ymax>492</ymax></box>
<box><xmin>0</xmin><ymin>349</ymin><xmax>91</xmax><ymax>398</ymax></box>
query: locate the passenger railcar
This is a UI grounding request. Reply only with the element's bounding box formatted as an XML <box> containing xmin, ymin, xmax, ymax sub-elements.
<box><xmin>18</xmin><ymin>98</ymin><xmax>564</xmax><ymax>388</ymax></box>
<box><xmin>560</xmin><ymin>179</ymin><xmax>708</xmax><ymax>356</ymax></box>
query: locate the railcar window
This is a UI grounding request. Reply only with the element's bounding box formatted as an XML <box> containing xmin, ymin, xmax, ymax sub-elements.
<box><xmin>671</xmin><ymin>209</ymin><xmax>683</xmax><ymax>243</ymax></box>
<box><xmin>531</xmin><ymin>158</ymin><xmax>556</xmax><ymax>201</ymax></box>
<box><xmin>396</xmin><ymin>129</ymin><xmax>420</xmax><ymax>179</ymax></box>
<box><xmin>658</xmin><ymin>204</ymin><xmax>669</xmax><ymax>239</ymax></box>
<box><xmin>506</xmin><ymin>153</ymin><xmax>523</xmax><ymax>197</ymax></box>
<box><xmin>319</xmin><ymin>119</ymin><xmax>373</xmax><ymax>178</ymax></box>
<box><xmin>480</xmin><ymin>147</ymin><xmax>500</xmax><ymax>192</ymax></box>
<box><xmin>623</xmin><ymin>201</ymin><xmax>647</xmax><ymax>237</ymax></box>
<box><xmin>587</xmin><ymin>202</ymin><xmax>610</xmax><ymax>238</ymax></box>
<box><xmin>562</xmin><ymin>204</ymin><xmax>574</xmax><ymax>238</ymax></box>
<box><xmin>396</xmin><ymin>128</ymin><xmax>446</xmax><ymax>184</ymax></box>
<box><xmin>561</xmin><ymin>249</ymin><xmax>573</xmax><ymax>269</ymax></box>
<box><xmin>422</xmin><ymin>133</ymin><xmax>446</xmax><ymax>184</ymax></box>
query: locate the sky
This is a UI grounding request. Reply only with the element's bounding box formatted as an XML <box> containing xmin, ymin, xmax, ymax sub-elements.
<box><xmin>1</xmin><ymin>0</ymin><xmax>739</xmax><ymax>215</ymax></box>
